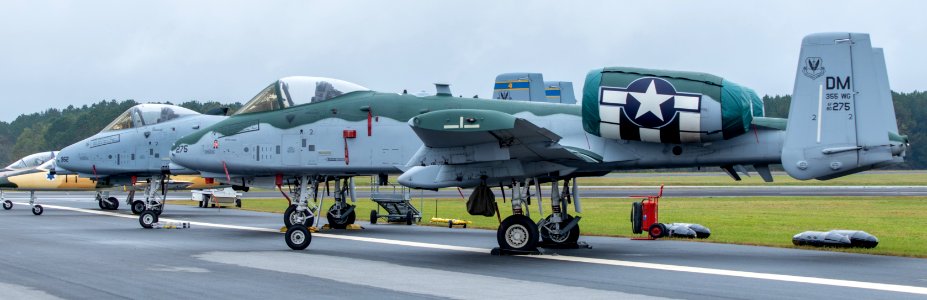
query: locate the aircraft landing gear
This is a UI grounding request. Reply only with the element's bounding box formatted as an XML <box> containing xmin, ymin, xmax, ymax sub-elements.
<box><xmin>131</xmin><ymin>200</ymin><xmax>145</xmax><ymax>215</ymax></box>
<box><xmin>283</xmin><ymin>175</ymin><xmax>315</xmax><ymax>250</ymax></box>
<box><xmin>96</xmin><ymin>191</ymin><xmax>119</xmax><ymax>210</ymax></box>
<box><xmin>29</xmin><ymin>191</ymin><xmax>43</xmax><ymax>216</ymax></box>
<box><xmin>2</xmin><ymin>191</ymin><xmax>12</xmax><ymax>210</ymax></box>
<box><xmin>495</xmin><ymin>180</ymin><xmax>540</xmax><ymax>253</ymax></box>
<box><xmin>326</xmin><ymin>177</ymin><xmax>356</xmax><ymax>229</ymax></box>
<box><xmin>537</xmin><ymin>179</ymin><xmax>583</xmax><ymax>248</ymax></box>
<box><xmin>139</xmin><ymin>175</ymin><xmax>167</xmax><ymax>228</ymax></box>
<box><xmin>139</xmin><ymin>210</ymin><xmax>158</xmax><ymax>228</ymax></box>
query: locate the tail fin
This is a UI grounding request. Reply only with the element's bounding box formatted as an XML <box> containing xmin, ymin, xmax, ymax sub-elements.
<box><xmin>493</xmin><ymin>73</ymin><xmax>577</xmax><ymax>104</ymax></box>
<box><xmin>782</xmin><ymin>32</ymin><xmax>905</xmax><ymax>180</ymax></box>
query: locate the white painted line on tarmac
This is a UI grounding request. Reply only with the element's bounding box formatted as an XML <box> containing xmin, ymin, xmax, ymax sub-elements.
<box><xmin>20</xmin><ymin>202</ymin><xmax>927</xmax><ymax>296</ymax></box>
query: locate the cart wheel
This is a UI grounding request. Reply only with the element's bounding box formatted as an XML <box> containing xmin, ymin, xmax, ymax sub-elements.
<box><xmin>448</xmin><ymin>220</ymin><xmax>453</xmax><ymax>228</ymax></box>
<box><xmin>32</xmin><ymin>205</ymin><xmax>44</xmax><ymax>216</ymax></box>
<box><xmin>107</xmin><ymin>197</ymin><xmax>119</xmax><ymax>210</ymax></box>
<box><xmin>631</xmin><ymin>202</ymin><xmax>643</xmax><ymax>234</ymax></box>
<box><xmin>131</xmin><ymin>201</ymin><xmax>145</xmax><ymax>215</ymax></box>
<box><xmin>235</xmin><ymin>198</ymin><xmax>242</xmax><ymax>208</ymax></box>
<box><xmin>3</xmin><ymin>200</ymin><xmax>12</xmax><ymax>210</ymax></box>
<box><xmin>648</xmin><ymin>223</ymin><xmax>667</xmax><ymax>239</ymax></box>
<box><xmin>285</xmin><ymin>224</ymin><xmax>312</xmax><ymax>250</ymax></box>
<box><xmin>369</xmin><ymin>210</ymin><xmax>378</xmax><ymax>224</ymax></box>
<box><xmin>139</xmin><ymin>210</ymin><xmax>157</xmax><ymax>228</ymax></box>
<box><xmin>405</xmin><ymin>210</ymin><xmax>414</xmax><ymax>225</ymax></box>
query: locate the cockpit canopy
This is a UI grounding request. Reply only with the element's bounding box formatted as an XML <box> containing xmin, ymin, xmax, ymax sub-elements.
<box><xmin>4</xmin><ymin>151</ymin><xmax>57</xmax><ymax>170</ymax></box>
<box><xmin>235</xmin><ymin>76</ymin><xmax>369</xmax><ymax>115</ymax></box>
<box><xmin>102</xmin><ymin>104</ymin><xmax>198</xmax><ymax>132</ymax></box>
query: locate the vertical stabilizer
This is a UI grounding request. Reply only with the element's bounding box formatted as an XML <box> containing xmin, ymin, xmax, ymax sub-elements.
<box><xmin>782</xmin><ymin>33</ymin><xmax>903</xmax><ymax>180</ymax></box>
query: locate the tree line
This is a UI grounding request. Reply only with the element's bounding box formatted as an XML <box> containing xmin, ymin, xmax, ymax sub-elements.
<box><xmin>0</xmin><ymin>93</ymin><xmax>923</xmax><ymax>168</ymax></box>
<box><xmin>0</xmin><ymin>100</ymin><xmax>241</xmax><ymax>166</ymax></box>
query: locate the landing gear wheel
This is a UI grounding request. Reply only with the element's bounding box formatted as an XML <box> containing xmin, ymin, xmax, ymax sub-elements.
<box><xmin>131</xmin><ymin>201</ymin><xmax>145</xmax><ymax>215</ymax></box>
<box><xmin>153</xmin><ymin>207</ymin><xmax>163</xmax><ymax>216</ymax></box>
<box><xmin>139</xmin><ymin>211</ymin><xmax>158</xmax><ymax>229</ymax></box>
<box><xmin>369</xmin><ymin>210</ymin><xmax>378</xmax><ymax>225</ymax></box>
<box><xmin>107</xmin><ymin>197</ymin><xmax>119</xmax><ymax>210</ymax></box>
<box><xmin>285</xmin><ymin>224</ymin><xmax>312</xmax><ymax>250</ymax></box>
<box><xmin>326</xmin><ymin>204</ymin><xmax>356</xmax><ymax>229</ymax></box>
<box><xmin>3</xmin><ymin>200</ymin><xmax>11</xmax><ymax>210</ymax></box>
<box><xmin>98</xmin><ymin>200</ymin><xmax>106</xmax><ymax>210</ymax></box>
<box><xmin>405</xmin><ymin>210</ymin><xmax>414</xmax><ymax>225</ymax></box>
<box><xmin>497</xmin><ymin>215</ymin><xmax>539</xmax><ymax>251</ymax></box>
<box><xmin>32</xmin><ymin>205</ymin><xmax>43</xmax><ymax>216</ymax></box>
<box><xmin>648</xmin><ymin>223</ymin><xmax>667</xmax><ymax>239</ymax></box>
<box><xmin>540</xmin><ymin>215</ymin><xmax>580</xmax><ymax>246</ymax></box>
<box><xmin>631</xmin><ymin>202</ymin><xmax>643</xmax><ymax>234</ymax></box>
<box><xmin>284</xmin><ymin>205</ymin><xmax>313</xmax><ymax>228</ymax></box>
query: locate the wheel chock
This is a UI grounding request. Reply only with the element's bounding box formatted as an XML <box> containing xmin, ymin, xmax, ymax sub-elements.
<box><xmin>279</xmin><ymin>226</ymin><xmax>288</xmax><ymax>233</ymax></box>
<box><xmin>309</xmin><ymin>226</ymin><xmax>318</xmax><ymax>233</ymax></box>
<box><xmin>490</xmin><ymin>247</ymin><xmax>542</xmax><ymax>256</ymax></box>
<box><xmin>346</xmin><ymin>224</ymin><xmax>364</xmax><ymax>230</ymax></box>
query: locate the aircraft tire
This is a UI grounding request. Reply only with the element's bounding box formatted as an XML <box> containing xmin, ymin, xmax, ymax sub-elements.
<box><xmin>540</xmin><ymin>214</ymin><xmax>580</xmax><ymax>246</ymax></box>
<box><xmin>32</xmin><ymin>205</ymin><xmax>43</xmax><ymax>216</ymax></box>
<box><xmin>139</xmin><ymin>211</ymin><xmax>157</xmax><ymax>229</ymax></box>
<box><xmin>369</xmin><ymin>210</ymin><xmax>378</xmax><ymax>224</ymax></box>
<box><xmin>284</xmin><ymin>205</ymin><xmax>312</xmax><ymax>228</ymax></box>
<box><xmin>98</xmin><ymin>200</ymin><xmax>105</xmax><ymax>210</ymax></box>
<box><xmin>326</xmin><ymin>206</ymin><xmax>355</xmax><ymax>229</ymax></box>
<box><xmin>131</xmin><ymin>201</ymin><xmax>145</xmax><ymax>215</ymax></box>
<box><xmin>3</xmin><ymin>200</ymin><xmax>12</xmax><ymax>210</ymax></box>
<box><xmin>285</xmin><ymin>224</ymin><xmax>312</xmax><ymax>250</ymax></box>
<box><xmin>107</xmin><ymin>197</ymin><xmax>119</xmax><ymax>210</ymax></box>
<box><xmin>648</xmin><ymin>223</ymin><xmax>667</xmax><ymax>239</ymax></box>
<box><xmin>497</xmin><ymin>215</ymin><xmax>539</xmax><ymax>251</ymax></box>
<box><xmin>631</xmin><ymin>202</ymin><xmax>643</xmax><ymax>234</ymax></box>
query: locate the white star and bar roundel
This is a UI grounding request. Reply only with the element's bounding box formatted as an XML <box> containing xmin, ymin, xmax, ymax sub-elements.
<box><xmin>598</xmin><ymin>77</ymin><xmax>703</xmax><ymax>144</ymax></box>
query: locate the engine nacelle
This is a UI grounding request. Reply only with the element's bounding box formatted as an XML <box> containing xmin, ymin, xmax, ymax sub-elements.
<box><xmin>582</xmin><ymin>67</ymin><xmax>763</xmax><ymax>144</ymax></box>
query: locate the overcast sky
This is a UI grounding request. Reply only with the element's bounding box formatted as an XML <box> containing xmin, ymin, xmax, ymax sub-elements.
<box><xmin>0</xmin><ymin>0</ymin><xmax>923</xmax><ymax>121</ymax></box>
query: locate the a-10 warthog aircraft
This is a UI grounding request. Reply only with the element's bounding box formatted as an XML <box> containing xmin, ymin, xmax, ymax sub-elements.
<box><xmin>55</xmin><ymin>104</ymin><xmax>230</xmax><ymax>225</ymax></box>
<box><xmin>171</xmin><ymin>32</ymin><xmax>907</xmax><ymax>251</ymax></box>
<box><xmin>1</xmin><ymin>151</ymin><xmax>224</xmax><ymax>215</ymax></box>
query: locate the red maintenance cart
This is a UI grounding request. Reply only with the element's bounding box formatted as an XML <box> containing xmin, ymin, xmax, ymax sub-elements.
<box><xmin>631</xmin><ymin>185</ymin><xmax>666</xmax><ymax>239</ymax></box>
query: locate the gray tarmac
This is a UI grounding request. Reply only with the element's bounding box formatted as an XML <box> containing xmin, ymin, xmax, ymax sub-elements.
<box><xmin>1</xmin><ymin>196</ymin><xmax>927</xmax><ymax>299</ymax></box>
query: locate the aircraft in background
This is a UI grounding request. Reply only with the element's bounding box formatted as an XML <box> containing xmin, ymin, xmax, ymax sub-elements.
<box><xmin>493</xmin><ymin>72</ymin><xmax>577</xmax><ymax>104</ymax></box>
<box><xmin>54</xmin><ymin>104</ymin><xmax>231</xmax><ymax>224</ymax></box>
<box><xmin>1</xmin><ymin>151</ymin><xmax>224</xmax><ymax>215</ymax></box>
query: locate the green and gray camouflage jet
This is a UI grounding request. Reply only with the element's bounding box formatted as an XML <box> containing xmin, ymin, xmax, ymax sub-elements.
<box><xmin>169</xmin><ymin>32</ymin><xmax>907</xmax><ymax>252</ymax></box>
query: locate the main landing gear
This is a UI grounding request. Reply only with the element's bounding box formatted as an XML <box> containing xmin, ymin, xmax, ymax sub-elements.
<box><xmin>96</xmin><ymin>191</ymin><xmax>120</xmax><ymax>211</ymax></box>
<box><xmin>138</xmin><ymin>175</ymin><xmax>167</xmax><ymax>229</ymax></box>
<box><xmin>283</xmin><ymin>176</ymin><xmax>359</xmax><ymax>250</ymax></box>
<box><xmin>2</xmin><ymin>190</ymin><xmax>12</xmax><ymax>210</ymax></box>
<box><xmin>493</xmin><ymin>178</ymin><xmax>584</xmax><ymax>255</ymax></box>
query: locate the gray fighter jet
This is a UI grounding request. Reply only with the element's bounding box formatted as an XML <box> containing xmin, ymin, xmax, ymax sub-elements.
<box><xmin>171</xmin><ymin>33</ymin><xmax>907</xmax><ymax>252</ymax></box>
<box><xmin>55</xmin><ymin>104</ymin><xmax>229</xmax><ymax>225</ymax></box>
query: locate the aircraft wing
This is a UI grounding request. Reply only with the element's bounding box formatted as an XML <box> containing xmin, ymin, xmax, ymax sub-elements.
<box><xmin>408</xmin><ymin>109</ymin><xmax>598</xmax><ymax>164</ymax></box>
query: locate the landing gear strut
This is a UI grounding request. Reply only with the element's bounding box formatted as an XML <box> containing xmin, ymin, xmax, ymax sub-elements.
<box><xmin>29</xmin><ymin>191</ymin><xmax>43</xmax><ymax>216</ymax></box>
<box><xmin>495</xmin><ymin>180</ymin><xmax>540</xmax><ymax>253</ymax></box>
<box><xmin>326</xmin><ymin>177</ymin><xmax>356</xmax><ymax>229</ymax></box>
<box><xmin>2</xmin><ymin>190</ymin><xmax>11</xmax><ymax>210</ymax></box>
<box><xmin>283</xmin><ymin>175</ymin><xmax>315</xmax><ymax>250</ymax></box>
<box><xmin>138</xmin><ymin>175</ymin><xmax>167</xmax><ymax>228</ymax></box>
<box><xmin>537</xmin><ymin>179</ymin><xmax>582</xmax><ymax>248</ymax></box>
<box><xmin>96</xmin><ymin>191</ymin><xmax>119</xmax><ymax>210</ymax></box>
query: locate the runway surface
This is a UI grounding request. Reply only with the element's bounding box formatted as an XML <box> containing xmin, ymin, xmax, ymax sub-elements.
<box><xmin>3</xmin><ymin>184</ymin><xmax>927</xmax><ymax>203</ymax></box>
<box><xmin>1</xmin><ymin>198</ymin><xmax>927</xmax><ymax>299</ymax></box>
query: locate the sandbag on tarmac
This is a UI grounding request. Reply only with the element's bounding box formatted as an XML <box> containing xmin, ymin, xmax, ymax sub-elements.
<box><xmin>467</xmin><ymin>184</ymin><xmax>496</xmax><ymax>217</ymax></box>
